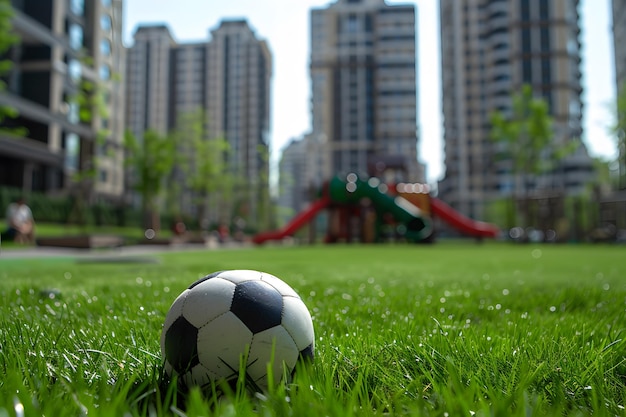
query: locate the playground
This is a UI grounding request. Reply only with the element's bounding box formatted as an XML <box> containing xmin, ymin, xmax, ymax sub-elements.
<box><xmin>254</xmin><ymin>173</ymin><xmax>499</xmax><ymax>244</ymax></box>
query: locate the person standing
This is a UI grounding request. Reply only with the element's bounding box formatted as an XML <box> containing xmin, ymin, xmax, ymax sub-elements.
<box><xmin>3</xmin><ymin>197</ymin><xmax>35</xmax><ymax>244</ymax></box>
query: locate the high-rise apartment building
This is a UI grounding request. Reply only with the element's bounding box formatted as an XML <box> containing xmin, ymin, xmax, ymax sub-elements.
<box><xmin>613</xmin><ymin>0</ymin><xmax>626</xmax><ymax>91</ymax></box>
<box><xmin>278</xmin><ymin>137</ymin><xmax>308</xmax><ymax>222</ymax></box>
<box><xmin>438</xmin><ymin>0</ymin><xmax>594</xmax><ymax>220</ymax></box>
<box><xmin>309</xmin><ymin>0</ymin><xmax>424</xmax><ymax>185</ymax></box>
<box><xmin>207</xmin><ymin>21</ymin><xmax>272</xmax><ymax>182</ymax></box>
<box><xmin>612</xmin><ymin>0</ymin><xmax>626</xmax><ymax>186</ymax></box>
<box><xmin>125</xmin><ymin>20</ymin><xmax>272</xmax><ymax>226</ymax></box>
<box><xmin>125</xmin><ymin>25</ymin><xmax>175</xmax><ymax>138</ymax></box>
<box><xmin>0</xmin><ymin>0</ymin><xmax>125</xmax><ymax>198</ymax></box>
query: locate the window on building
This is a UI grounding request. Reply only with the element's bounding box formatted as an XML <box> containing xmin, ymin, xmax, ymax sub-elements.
<box><xmin>347</xmin><ymin>14</ymin><xmax>358</xmax><ymax>33</ymax></box>
<box><xmin>333</xmin><ymin>151</ymin><xmax>342</xmax><ymax>171</ymax></box>
<box><xmin>68</xmin><ymin>59</ymin><xmax>82</xmax><ymax>82</ymax></box>
<box><xmin>541</xmin><ymin>58</ymin><xmax>551</xmax><ymax>85</ymax></box>
<box><xmin>69</xmin><ymin>24</ymin><xmax>83</xmax><ymax>51</ymax></box>
<box><xmin>68</xmin><ymin>102</ymin><xmax>79</xmax><ymax>124</ymax></box>
<box><xmin>364</xmin><ymin>14</ymin><xmax>372</xmax><ymax>32</ymax></box>
<box><xmin>101</xmin><ymin>15</ymin><xmax>112</xmax><ymax>31</ymax></box>
<box><xmin>520</xmin><ymin>0</ymin><xmax>530</xmax><ymax>21</ymax></box>
<box><xmin>569</xmin><ymin>99</ymin><xmax>581</xmax><ymax>117</ymax></box>
<box><xmin>494</xmin><ymin>42</ymin><xmax>508</xmax><ymax>50</ymax></box>
<box><xmin>540</xmin><ymin>27</ymin><xmax>550</xmax><ymax>52</ymax></box>
<box><xmin>522</xmin><ymin>59</ymin><xmax>532</xmax><ymax>83</ymax></box>
<box><xmin>349</xmin><ymin>150</ymin><xmax>359</xmax><ymax>171</ymax></box>
<box><xmin>521</xmin><ymin>28</ymin><xmax>531</xmax><ymax>54</ymax></box>
<box><xmin>64</xmin><ymin>133</ymin><xmax>80</xmax><ymax>171</ymax></box>
<box><xmin>539</xmin><ymin>0</ymin><xmax>549</xmax><ymax>20</ymax></box>
<box><xmin>70</xmin><ymin>0</ymin><xmax>84</xmax><ymax>16</ymax></box>
<box><xmin>567</xmin><ymin>38</ymin><xmax>578</xmax><ymax>55</ymax></box>
<box><xmin>99</xmin><ymin>65</ymin><xmax>110</xmax><ymax>80</ymax></box>
<box><xmin>542</xmin><ymin>91</ymin><xmax>552</xmax><ymax>111</ymax></box>
<box><xmin>100</xmin><ymin>39</ymin><xmax>111</xmax><ymax>56</ymax></box>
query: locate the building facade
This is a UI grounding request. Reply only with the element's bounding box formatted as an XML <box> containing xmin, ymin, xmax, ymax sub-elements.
<box><xmin>125</xmin><ymin>25</ymin><xmax>175</xmax><ymax>139</ymax></box>
<box><xmin>438</xmin><ymin>0</ymin><xmax>594</xmax><ymax>220</ymax></box>
<box><xmin>612</xmin><ymin>0</ymin><xmax>626</xmax><ymax>187</ymax></box>
<box><xmin>613</xmin><ymin>0</ymin><xmax>626</xmax><ymax>91</ymax></box>
<box><xmin>277</xmin><ymin>137</ymin><xmax>308</xmax><ymax>224</ymax></box>
<box><xmin>125</xmin><ymin>20</ymin><xmax>272</xmax><ymax>227</ymax></box>
<box><xmin>0</xmin><ymin>0</ymin><xmax>125</xmax><ymax>198</ymax></box>
<box><xmin>309</xmin><ymin>0</ymin><xmax>425</xmax><ymax>185</ymax></box>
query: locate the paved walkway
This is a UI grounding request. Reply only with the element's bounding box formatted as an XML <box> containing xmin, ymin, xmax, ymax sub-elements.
<box><xmin>0</xmin><ymin>241</ymin><xmax>249</xmax><ymax>260</ymax></box>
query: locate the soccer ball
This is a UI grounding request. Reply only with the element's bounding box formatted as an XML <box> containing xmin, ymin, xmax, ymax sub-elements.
<box><xmin>160</xmin><ymin>270</ymin><xmax>315</xmax><ymax>391</ymax></box>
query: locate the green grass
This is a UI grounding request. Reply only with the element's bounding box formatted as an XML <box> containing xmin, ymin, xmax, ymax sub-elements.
<box><xmin>0</xmin><ymin>242</ymin><xmax>625</xmax><ymax>416</ymax></box>
<box><xmin>1</xmin><ymin>222</ymin><xmax>170</xmax><ymax>249</ymax></box>
<box><xmin>32</xmin><ymin>222</ymin><xmax>151</xmax><ymax>238</ymax></box>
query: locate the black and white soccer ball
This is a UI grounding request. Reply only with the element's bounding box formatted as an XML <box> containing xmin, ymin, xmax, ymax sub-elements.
<box><xmin>160</xmin><ymin>270</ymin><xmax>315</xmax><ymax>391</ymax></box>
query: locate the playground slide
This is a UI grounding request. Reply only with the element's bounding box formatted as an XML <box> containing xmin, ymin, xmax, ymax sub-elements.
<box><xmin>252</xmin><ymin>196</ymin><xmax>330</xmax><ymax>244</ymax></box>
<box><xmin>430</xmin><ymin>198</ymin><xmax>499</xmax><ymax>238</ymax></box>
<box><xmin>329</xmin><ymin>175</ymin><xmax>433</xmax><ymax>242</ymax></box>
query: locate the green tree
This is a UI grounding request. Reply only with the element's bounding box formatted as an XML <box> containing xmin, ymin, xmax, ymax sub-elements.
<box><xmin>65</xmin><ymin>4</ymin><xmax>125</xmax><ymax>225</ymax></box>
<box><xmin>65</xmin><ymin>70</ymin><xmax>112</xmax><ymax>226</ymax></box>
<box><xmin>254</xmin><ymin>143</ymin><xmax>272</xmax><ymax>231</ymax></box>
<box><xmin>169</xmin><ymin>109</ymin><xmax>229</xmax><ymax>227</ymax></box>
<box><xmin>215</xmin><ymin>169</ymin><xmax>246</xmax><ymax>230</ymax></box>
<box><xmin>610</xmin><ymin>82</ymin><xmax>626</xmax><ymax>189</ymax></box>
<box><xmin>490</xmin><ymin>84</ymin><xmax>555</xmax><ymax>227</ymax></box>
<box><xmin>0</xmin><ymin>0</ymin><xmax>16</xmax><ymax>57</ymax></box>
<box><xmin>0</xmin><ymin>0</ymin><xmax>24</xmax><ymax>135</ymax></box>
<box><xmin>221</xmin><ymin>145</ymin><xmax>272</xmax><ymax>234</ymax></box>
<box><xmin>0</xmin><ymin>0</ymin><xmax>17</xmax><ymax>88</ymax></box>
<box><xmin>124</xmin><ymin>129</ymin><xmax>175</xmax><ymax>231</ymax></box>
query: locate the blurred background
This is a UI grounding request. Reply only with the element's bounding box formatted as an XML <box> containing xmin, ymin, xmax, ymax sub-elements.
<box><xmin>0</xmin><ymin>0</ymin><xmax>624</xmax><ymax>244</ymax></box>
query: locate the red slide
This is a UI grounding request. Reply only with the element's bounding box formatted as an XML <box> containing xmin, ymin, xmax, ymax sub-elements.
<box><xmin>430</xmin><ymin>198</ymin><xmax>499</xmax><ymax>238</ymax></box>
<box><xmin>253</xmin><ymin>196</ymin><xmax>331</xmax><ymax>244</ymax></box>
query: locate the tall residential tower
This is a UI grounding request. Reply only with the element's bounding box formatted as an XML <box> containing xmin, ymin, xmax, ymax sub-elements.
<box><xmin>438</xmin><ymin>0</ymin><xmax>594</xmax><ymax>220</ymax></box>
<box><xmin>613</xmin><ymin>0</ymin><xmax>626</xmax><ymax>90</ymax></box>
<box><xmin>309</xmin><ymin>0</ymin><xmax>424</xmax><ymax>185</ymax></box>
<box><xmin>125</xmin><ymin>20</ymin><xmax>272</xmax><ymax>226</ymax></box>
<box><xmin>0</xmin><ymin>0</ymin><xmax>125</xmax><ymax>198</ymax></box>
<box><xmin>612</xmin><ymin>0</ymin><xmax>626</xmax><ymax>187</ymax></box>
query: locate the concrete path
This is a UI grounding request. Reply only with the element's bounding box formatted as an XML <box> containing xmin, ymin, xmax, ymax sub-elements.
<box><xmin>0</xmin><ymin>241</ymin><xmax>249</xmax><ymax>260</ymax></box>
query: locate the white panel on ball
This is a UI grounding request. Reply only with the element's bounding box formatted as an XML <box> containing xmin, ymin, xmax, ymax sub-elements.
<box><xmin>247</xmin><ymin>325</ymin><xmax>299</xmax><ymax>385</ymax></box>
<box><xmin>281</xmin><ymin>297</ymin><xmax>315</xmax><ymax>350</ymax></box>
<box><xmin>260</xmin><ymin>272</ymin><xmax>300</xmax><ymax>298</ymax></box>
<box><xmin>181</xmin><ymin>363</ymin><xmax>218</xmax><ymax>388</ymax></box>
<box><xmin>217</xmin><ymin>270</ymin><xmax>262</xmax><ymax>285</ymax></box>
<box><xmin>182</xmin><ymin>278</ymin><xmax>236</xmax><ymax>328</ymax></box>
<box><xmin>197</xmin><ymin>311</ymin><xmax>253</xmax><ymax>379</ymax></box>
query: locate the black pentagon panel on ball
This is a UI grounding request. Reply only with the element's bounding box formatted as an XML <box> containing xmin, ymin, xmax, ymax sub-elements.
<box><xmin>291</xmin><ymin>343</ymin><xmax>315</xmax><ymax>380</ymax></box>
<box><xmin>188</xmin><ymin>271</ymin><xmax>225</xmax><ymax>289</ymax></box>
<box><xmin>231</xmin><ymin>280</ymin><xmax>283</xmax><ymax>333</ymax></box>
<box><xmin>165</xmin><ymin>316</ymin><xmax>199</xmax><ymax>373</ymax></box>
<box><xmin>299</xmin><ymin>343</ymin><xmax>314</xmax><ymax>362</ymax></box>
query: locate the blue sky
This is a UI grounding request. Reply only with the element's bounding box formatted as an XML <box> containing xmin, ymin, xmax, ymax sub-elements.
<box><xmin>123</xmin><ymin>0</ymin><xmax>617</xmax><ymax>183</ymax></box>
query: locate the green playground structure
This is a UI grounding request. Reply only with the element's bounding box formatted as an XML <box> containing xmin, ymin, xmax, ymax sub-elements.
<box><xmin>327</xmin><ymin>174</ymin><xmax>433</xmax><ymax>242</ymax></box>
<box><xmin>253</xmin><ymin>173</ymin><xmax>498</xmax><ymax>244</ymax></box>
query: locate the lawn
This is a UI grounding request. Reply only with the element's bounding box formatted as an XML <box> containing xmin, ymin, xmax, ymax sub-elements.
<box><xmin>0</xmin><ymin>222</ymin><xmax>158</xmax><ymax>250</ymax></box>
<box><xmin>32</xmin><ymin>222</ymin><xmax>168</xmax><ymax>241</ymax></box>
<box><xmin>0</xmin><ymin>242</ymin><xmax>624</xmax><ymax>416</ymax></box>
